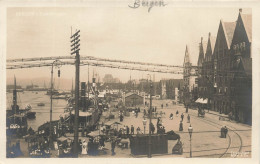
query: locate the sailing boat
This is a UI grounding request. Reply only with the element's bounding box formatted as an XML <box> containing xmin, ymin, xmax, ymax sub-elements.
<box><xmin>6</xmin><ymin>76</ymin><xmax>28</xmax><ymax>137</ymax></box>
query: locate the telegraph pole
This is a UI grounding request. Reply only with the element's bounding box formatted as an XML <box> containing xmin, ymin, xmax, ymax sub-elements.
<box><xmin>148</xmin><ymin>75</ymin><xmax>152</xmax><ymax>158</ymax></box>
<box><xmin>71</xmin><ymin>29</ymin><xmax>80</xmax><ymax>157</ymax></box>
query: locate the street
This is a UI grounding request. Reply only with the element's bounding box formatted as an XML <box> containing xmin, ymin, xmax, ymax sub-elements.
<box><xmin>77</xmin><ymin>99</ymin><xmax>251</xmax><ymax>158</ymax></box>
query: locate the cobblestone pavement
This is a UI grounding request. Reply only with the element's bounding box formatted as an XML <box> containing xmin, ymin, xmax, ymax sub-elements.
<box><xmin>11</xmin><ymin>99</ymin><xmax>251</xmax><ymax>158</ymax></box>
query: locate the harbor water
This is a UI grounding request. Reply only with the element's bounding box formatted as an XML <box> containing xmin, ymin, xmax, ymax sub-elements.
<box><xmin>6</xmin><ymin>91</ymin><xmax>67</xmax><ymax>130</ymax></box>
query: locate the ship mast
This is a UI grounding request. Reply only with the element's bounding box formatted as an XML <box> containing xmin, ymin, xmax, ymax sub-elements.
<box><xmin>13</xmin><ymin>75</ymin><xmax>17</xmax><ymax>114</ymax></box>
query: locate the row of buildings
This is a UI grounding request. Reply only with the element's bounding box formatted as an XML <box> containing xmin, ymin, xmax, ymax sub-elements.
<box><xmin>183</xmin><ymin>9</ymin><xmax>252</xmax><ymax>125</ymax></box>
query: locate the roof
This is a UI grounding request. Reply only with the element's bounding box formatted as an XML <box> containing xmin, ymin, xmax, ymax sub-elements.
<box><xmin>125</xmin><ymin>92</ymin><xmax>143</xmax><ymax>98</ymax></box>
<box><xmin>184</xmin><ymin>45</ymin><xmax>199</xmax><ymax>66</ymax></box>
<box><xmin>198</xmin><ymin>39</ymin><xmax>208</xmax><ymax>65</ymax></box>
<box><xmin>222</xmin><ymin>21</ymin><xmax>236</xmax><ymax>48</ymax></box>
<box><xmin>240</xmin><ymin>13</ymin><xmax>252</xmax><ymax>42</ymax></box>
<box><xmin>202</xmin><ymin>41</ymin><xmax>208</xmax><ymax>56</ymax></box>
<box><xmin>209</xmin><ymin>35</ymin><xmax>216</xmax><ymax>53</ymax></box>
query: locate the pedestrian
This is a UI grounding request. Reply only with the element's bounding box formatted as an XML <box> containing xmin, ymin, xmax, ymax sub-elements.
<box><xmin>221</xmin><ymin>126</ymin><xmax>225</xmax><ymax>138</ymax></box>
<box><xmin>186</xmin><ymin>106</ymin><xmax>188</xmax><ymax>113</ymax></box>
<box><xmin>87</xmin><ymin>138</ymin><xmax>93</xmax><ymax>155</ymax></box>
<box><xmin>176</xmin><ymin>110</ymin><xmax>179</xmax><ymax>117</ymax></box>
<box><xmin>137</xmin><ymin>127</ymin><xmax>141</xmax><ymax>134</ymax></box>
<box><xmin>155</xmin><ymin>106</ymin><xmax>157</xmax><ymax>112</ymax></box>
<box><xmin>157</xmin><ymin>117</ymin><xmax>160</xmax><ymax>127</ymax></box>
<box><xmin>120</xmin><ymin>114</ymin><xmax>123</xmax><ymax>122</ymax></box>
<box><xmin>179</xmin><ymin>121</ymin><xmax>183</xmax><ymax>131</ymax></box>
<box><xmin>224</xmin><ymin>126</ymin><xmax>228</xmax><ymax>138</ymax></box>
<box><xmin>123</xmin><ymin>125</ymin><xmax>127</xmax><ymax>135</ymax></box>
<box><xmin>126</xmin><ymin>126</ymin><xmax>130</xmax><ymax>136</ymax></box>
<box><xmin>99</xmin><ymin>136</ymin><xmax>105</xmax><ymax>149</ymax></box>
<box><xmin>161</xmin><ymin>104</ymin><xmax>163</xmax><ymax>109</ymax></box>
<box><xmin>150</xmin><ymin>123</ymin><xmax>155</xmax><ymax>134</ymax></box>
<box><xmin>81</xmin><ymin>140</ymin><xmax>88</xmax><ymax>155</ymax></box>
<box><xmin>131</xmin><ymin>125</ymin><xmax>134</xmax><ymax>135</ymax></box>
<box><xmin>111</xmin><ymin>139</ymin><xmax>116</xmax><ymax>156</ymax></box>
<box><xmin>162</xmin><ymin>126</ymin><xmax>165</xmax><ymax>134</ymax></box>
<box><xmin>166</xmin><ymin>103</ymin><xmax>168</xmax><ymax>107</ymax></box>
<box><xmin>170</xmin><ymin>113</ymin><xmax>173</xmax><ymax>120</ymax></box>
<box><xmin>181</xmin><ymin>113</ymin><xmax>184</xmax><ymax>121</ymax></box>
<box><xmin>144</xmin><ymin>109</ymin><xmax>147</xmax><ymax>117</ymax></box>
<box><xmin>118</xmin><ymin>128</ymin><xmax>122</xmax><ymax>138</ymax></box>
<box><xmin>187</xmin><ymin>114</ymin><xmax>190</xmax><ymax>123</ymax></box>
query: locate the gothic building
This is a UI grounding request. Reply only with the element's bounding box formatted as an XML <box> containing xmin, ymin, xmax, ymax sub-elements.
<box><xmin>230</xmin><ymin>9</ymin><xmax>252</xmax><ymax>124</ymax></box>
<box><xmin>183</xmin><ymin>45</ymin><xmax>198</xmax><ymax>105</ymax></box>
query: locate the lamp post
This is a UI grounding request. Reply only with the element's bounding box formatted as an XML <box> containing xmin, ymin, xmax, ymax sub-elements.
<box><xmin>142</xmin><ymin>118</ymin><xmax>147</xmax><ymax>134</ymax></box>
<box><xmin>188</xmin><ymin>124</ymin><xmax>193</xmax><ymax>158</ymax></box>
<box><xmin>49</xmin><ymin>59</ymin><xmax>62</xmax><ymax>149</ymax></box>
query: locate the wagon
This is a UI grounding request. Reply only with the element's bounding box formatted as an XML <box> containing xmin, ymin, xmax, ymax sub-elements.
<box><xmin>198</xmin><ymin>108</ymin><xmax>205</xmax><ymax>117</ymax></box>
<box><xmin>172</xmin><ymin>141</ymin><xmax>183</xmax><ymax>155</ymax></box>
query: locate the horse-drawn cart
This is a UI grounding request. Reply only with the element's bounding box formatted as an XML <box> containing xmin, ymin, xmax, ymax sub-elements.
<box><xmin>198</xmin><ymin>108</ymin><xmax>205</xmax><ymax>117</ymax></box>
<box><xmin>172</xmin><ymin>140</ymin><xmax>183</xmax><ymax>155</ymax></box>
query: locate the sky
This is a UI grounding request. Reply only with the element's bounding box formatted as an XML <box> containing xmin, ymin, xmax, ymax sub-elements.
<box><xmin>6</xmin><ymin>7</ymin><xmax>252</xmax><ymax>87</ymax></box>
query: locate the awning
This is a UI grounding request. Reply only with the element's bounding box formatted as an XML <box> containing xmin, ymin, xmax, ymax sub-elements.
<box><xmin>201</xmin><ymin>98</ymin><xmax>208</xmax><ymax>104</ymax></box>
<box><xmin>87</xmin><ymin>130</ymin><xmax>100</xmax><ymax>137</ymax></box>
<box><xmin>71</xmin><ymin>111</ymin><xmax>92</xmax><ymax>117</ymax></box>
<box><xmin>195</xmin><ymin>98</ymin><xmax>208</xmax><ymax>104</ymax></box>
<box><xmin>104</xmin><ymin>120</ymin><xmax>122</xmax><ymax>126</ymax></box>
<box><xmin>195</xmin><ymin>98</ymin><xmax>202</xmax><ymax>103</ymax></box>
<box><xmin>57</xmin><ymin>136</ymin><xmax>70</xmax><ymax>142</ymax></box>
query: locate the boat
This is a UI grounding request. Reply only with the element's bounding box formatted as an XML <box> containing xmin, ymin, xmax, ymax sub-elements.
<box><xmin>6</xmin><ymin>76</ymin><xmax>28</xmax><ymax>138</ymax></box>
<box><xmin>37</xmin><ymin>103</ymin><xmax>45</xmax><ymax>106</ymax></box>
<box><xmin>25</xmin><ymin>105</ymin><xmax>36</xmax><ymax>119</ymax></box>
<box><xmin>52</xmin><ymin>95</ymin><xmax>68</xmax><ymax>100</ymax></box>
<box><xmin>46</xmin><ymin>89</ymin><xmax>59</xmax><ymax>95</ymax></box>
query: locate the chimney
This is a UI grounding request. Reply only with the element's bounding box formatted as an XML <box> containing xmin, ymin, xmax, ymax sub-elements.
<box><xmin>209</xmin><ymin>32</ymin><xmax>211</xmax><ymax>38</ymax></box>
<box><xmin>239</xmin><ymin>8</ymin><xmax>242</xmax><ymax>13</ymax></box>
<box><xmin>201</xmin><ymin>37</ymin><xmax>203</xmax><ymax>43</ymax></box>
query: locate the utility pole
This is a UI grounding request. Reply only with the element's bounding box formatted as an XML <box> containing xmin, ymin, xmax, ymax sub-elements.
<box><xmin>71</xmin><ymin>29</ymin><xmax>80</xmax><ymax>157</ymax></box>
<box><xmin>148</xmin><ymin>75</ymin><xmax>152</xmax><ymax>158</ymax></box>
<box><xmin>88</xmin><ymin>64</ymin><xmax>90</xmax><ymax>99</ymax></box>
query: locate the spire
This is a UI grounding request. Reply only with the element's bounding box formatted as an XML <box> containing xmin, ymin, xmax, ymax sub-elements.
<box><xmin>184</xmin><ymin>45</ymin><xmax>190</xmax><ymax>64</ymax></box>
<box><xmin>198</xmin><ymin>37</ymin><xmax>206</xmax><ymax>67</ymax></box>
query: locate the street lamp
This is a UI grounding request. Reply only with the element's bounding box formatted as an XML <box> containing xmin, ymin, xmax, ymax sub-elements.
<box><xmin>147</xmin><ymin>74</ymin><xmax>152</xmax><ymax>158</ymax></box>
<box><xmin>49</xmin><ymin>59</ymin><xmax>62</xmax><ymax>149</ymax></box>
<box><xmin>142</xmin><ymin>118</ymin><xmax>147</xmax><ymax>134</ymax></box>
<box><xmin>188</xmin><ymin>124</ymin><xmax>193</xmax><ymax>158</ymax></box>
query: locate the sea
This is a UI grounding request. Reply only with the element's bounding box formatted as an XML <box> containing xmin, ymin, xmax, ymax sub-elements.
<box><xmin>6</xmin><ymin>91</ymin><xmax>67</xmax><ymax>130</ymax></box>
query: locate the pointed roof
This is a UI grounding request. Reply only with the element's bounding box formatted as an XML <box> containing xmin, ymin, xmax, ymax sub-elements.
<box><xmin>209</xmin><ymin>34</ymin><xmax>216</xmax><ymax>53</ymax></box>
<box><xmin>222</xmin><ymin>21</ymin><xmax>236</xmax><ymax>49</ymax></box>
<box><xmin>205</xmin><ymin>33</ymin><xmax>216</xmax><ymax>60</ymax></box>
<box><xmin>197</xmin><ymin>37</ymin><xmax>207</xmax><ymax>65</ymax></box>
<box><xmin>240</xmin><ymin>12</ymin><xmax>252</xmax><ymax>42</ymax></box>
<box><xmin>202</xmin><ymin>41</ymin><xmax>208</xmax><ymax>56</ymax></box>
<box><xmin>184</xmin><ymin>44</ymin><xmax>199</xmax><ymax>66</ymax></box>
<box><xmin>125</xmin><ymin>92</ymin><xmax>143</xmax><ymax>98</ymax></box>
<box><xmin>183</xmin><ymin>45</ymin><xmax>190</xmax><ymax>64</ymax></box>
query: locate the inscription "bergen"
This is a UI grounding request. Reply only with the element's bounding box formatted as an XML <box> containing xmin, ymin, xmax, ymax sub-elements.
<box><xmin>128</xmin><ymin>0</ymin><xmax>167</xmax><ymax>12</ymax></box>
